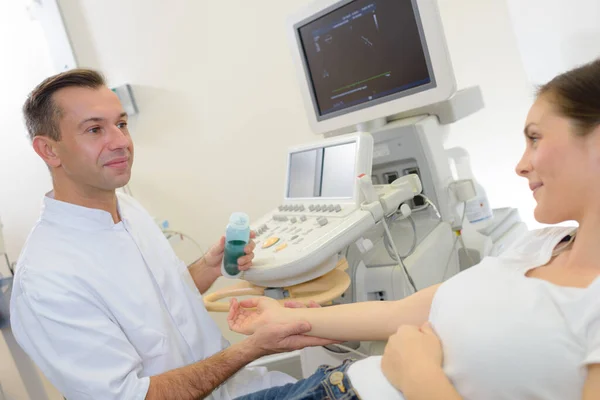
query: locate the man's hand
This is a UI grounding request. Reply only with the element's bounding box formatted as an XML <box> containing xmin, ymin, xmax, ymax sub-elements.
<box><xmin>189</xmin><ymin>232</ymin><xmax>256</xmax><ymax>294</ymax></box>
<box><xmin>228</xmin><ymin>297</ymin><xmax>323</xmax><ymax>335</ymax></box>
<box><xmin>247</xmin><ymin>319</ymin><xmax>339</xmax><ymax>356</ymax></box>
<box><xmin>203</xmin><ymin>231</ymin><xmax>257</xmax><ymax>275</ymax></box>
<box><xmin>381</xmin><ymin>322</ymin><xmax>443</xmax><ymax>392</ymax></box>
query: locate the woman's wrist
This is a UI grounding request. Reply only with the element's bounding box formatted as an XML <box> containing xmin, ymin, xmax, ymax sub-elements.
<box><xmin>278</xmin><ymin>306</ymin><xmax>301</xmax><ymax>324</ymax></box>
<box><xmin>276</xmin><ymin>307</ymin><xmax>313</xmax><ymax>330</ymax></box>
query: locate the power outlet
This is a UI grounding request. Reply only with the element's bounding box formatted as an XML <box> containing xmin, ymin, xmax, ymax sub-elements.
<box><xmin>367</xmin><ymin>291</ymin><xmax>387</xmax><ymax>301</ymax></box>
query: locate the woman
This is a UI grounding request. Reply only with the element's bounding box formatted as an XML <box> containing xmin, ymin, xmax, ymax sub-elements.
<box><xmin>228</xmin><ymin>59</ymin><xmax>600</xmax><ymax>399</ymax></box>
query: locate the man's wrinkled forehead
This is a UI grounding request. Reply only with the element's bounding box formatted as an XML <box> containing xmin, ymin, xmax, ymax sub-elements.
<box><xmin>53</xmin><ymin>86</ymin><xmax>123</xmax><ymax>125</ymax></box>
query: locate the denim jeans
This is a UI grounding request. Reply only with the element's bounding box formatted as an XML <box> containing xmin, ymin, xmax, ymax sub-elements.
<box><xmin>234</xmin><ymin>359</ymin><xmax>361</xmax><ymax>400</ymax></box>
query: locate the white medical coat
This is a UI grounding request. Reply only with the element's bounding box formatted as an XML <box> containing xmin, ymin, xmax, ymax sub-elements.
<box><xmin>10</xmin><ymin>193</ymin><xmax>293</xmax><ymax>400</ymax></box>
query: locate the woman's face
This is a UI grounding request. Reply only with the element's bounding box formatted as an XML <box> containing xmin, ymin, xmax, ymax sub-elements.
<box><xmin>515</xmin><ymin>95</ymin><xmax>600</xmax><ymax>224</ymax></box>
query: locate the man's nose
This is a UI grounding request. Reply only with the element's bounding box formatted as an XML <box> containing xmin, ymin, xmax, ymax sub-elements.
<box><xmin>106</xmin><ymin>125</ymin><xmax>129</xmax><ymax>151</ymax></box>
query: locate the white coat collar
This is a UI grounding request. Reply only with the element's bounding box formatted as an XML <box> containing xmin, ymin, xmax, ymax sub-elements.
<box><xmin>41</xmin><ymin>191</ymin><xmax>125</xmax><ymax>231</ymax></box>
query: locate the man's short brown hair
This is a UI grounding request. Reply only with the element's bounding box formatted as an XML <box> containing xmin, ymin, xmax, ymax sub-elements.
<box><xmin>23</xmin><ymin>68</ymin><xmax>106</xmax><ymax>141</ymax></box>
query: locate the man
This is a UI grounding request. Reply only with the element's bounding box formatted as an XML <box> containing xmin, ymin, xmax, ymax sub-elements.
<box><xmin>9</xmin><ymin>69</ymin><xmax>332</xmax><ymax>400</ymax></box>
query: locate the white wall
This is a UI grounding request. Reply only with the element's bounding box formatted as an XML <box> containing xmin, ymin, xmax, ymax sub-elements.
<box><xmin>0</xmin><ymin>5</ymin><xmax>54</xmax><ymax>276</ymax></box>
<box><xmin>0</xmin><ymin>2</ymin><xmax>67</xmax><ymax>399</ymax></box>
<box><xmin>507</xmin><ymin>0</ymin><xmax>600</xmax><ymax>85</ymax></box>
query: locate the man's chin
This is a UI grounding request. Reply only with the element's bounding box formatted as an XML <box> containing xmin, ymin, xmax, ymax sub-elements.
<box><xmin>116</xmin><ymin>181</ymin><xmax>130</xmax><ymax>189</ymax></box>
<box><xmin>105</xmin><ymin>174</ymin><xmax>132</xmax><ymax>191</ymax></box>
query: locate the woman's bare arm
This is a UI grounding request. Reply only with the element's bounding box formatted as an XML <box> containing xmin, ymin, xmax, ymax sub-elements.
<box><xmin>296</xmin><ymin>283</ymin><xmax>440</xmax><ymax>341</ymax></box>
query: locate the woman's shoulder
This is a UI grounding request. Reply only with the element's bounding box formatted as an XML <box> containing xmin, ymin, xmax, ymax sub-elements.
<box><xmin>498</xmin><ymin>225</ymin><xmax>577</xmax><ymax>259</ymax></box>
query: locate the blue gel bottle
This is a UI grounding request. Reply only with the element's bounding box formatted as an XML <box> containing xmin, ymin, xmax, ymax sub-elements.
<box><xmin>221</xmin><ymin>212</ymin><xmax>250</xmax><ymax>278</ymax></box>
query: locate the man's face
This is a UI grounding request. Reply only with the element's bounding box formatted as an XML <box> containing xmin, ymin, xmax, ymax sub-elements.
<box><xmin>51</xmin><ymin>86</ymin><xmax>134</xmax><ymax>192</ymax></box>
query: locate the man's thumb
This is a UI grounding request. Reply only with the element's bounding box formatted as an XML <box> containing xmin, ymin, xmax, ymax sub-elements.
<box><xmin>282</xmin><ymin>321</ymin><xmax>312</xmax><ymax>336</ymax></box>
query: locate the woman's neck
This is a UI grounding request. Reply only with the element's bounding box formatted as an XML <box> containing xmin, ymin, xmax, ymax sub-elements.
<box><xmin>563</xmin><ymin>214</ymin><xmax>600</xmax><ymax>272</ymax></box>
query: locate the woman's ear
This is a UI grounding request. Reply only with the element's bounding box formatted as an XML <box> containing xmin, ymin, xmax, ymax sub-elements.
<box><xmin>582</xmin><ymin>125</ymin><xmax>600</xmax><ymax>170</ymax></box>
<box><xmin>32</xmin><ymin>135</ymin><xmax>61</xmax><ymax>168</ymax></box>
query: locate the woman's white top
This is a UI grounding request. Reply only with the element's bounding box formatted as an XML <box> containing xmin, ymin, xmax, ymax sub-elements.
<box><xmin>348</xmin><ymin>227</ymin><xmax>600</xmax><ymax>399</ymax></box>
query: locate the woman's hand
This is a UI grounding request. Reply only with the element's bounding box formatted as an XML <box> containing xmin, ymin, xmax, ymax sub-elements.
<box><xmin>381</xmin><ymin>322</ymin><xmax>443</xmax><ymax>392</ymax></box>
<box><xmin>228</xmin><ymin>296</ymin><xmax>323</xmax><ymax>335</ymax></box>
<box><xmin>227</xmin><ymin>297</ymin><xmax>285</xmax><ymax>335</ymax></box>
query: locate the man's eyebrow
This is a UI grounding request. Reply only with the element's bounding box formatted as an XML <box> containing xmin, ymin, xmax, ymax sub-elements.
<box><xmin>78</xmin><ymin>112</ymin><xmax>128</xmax><ymax>128</ymax></box>
<box><xmin>78</xmin><ymin>117</ymin><xmax>105</xmax><ymax>128</ymax></box>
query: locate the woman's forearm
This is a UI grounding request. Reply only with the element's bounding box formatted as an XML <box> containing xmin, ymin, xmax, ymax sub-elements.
<box><xmin>280</xmin><ymin>283</ymin><xmax>440</xmax><ymax>341</ymax></box>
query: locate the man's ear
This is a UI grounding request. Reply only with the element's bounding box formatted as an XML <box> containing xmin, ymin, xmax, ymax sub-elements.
<box><xmin>32</xmin><ymin>135</ymin><xmax>61</xmax><ymax>168</ymax></box>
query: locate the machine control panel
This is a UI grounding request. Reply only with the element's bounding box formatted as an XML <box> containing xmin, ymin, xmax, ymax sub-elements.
<box><xmin>246</xmin><ymin>204</ymin><xmax>375</xmax><ymax>287</ymax></box>
<box><xmin>238</xmin><ymin>133</ymin><xmax>375</xmax><ymax>287</ymax></box>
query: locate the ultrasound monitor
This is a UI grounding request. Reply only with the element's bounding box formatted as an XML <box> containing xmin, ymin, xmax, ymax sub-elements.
<box><xmin>288</xmin><ymin>0</ymin><xmax>456</xmax><ymax>135</ymax></box>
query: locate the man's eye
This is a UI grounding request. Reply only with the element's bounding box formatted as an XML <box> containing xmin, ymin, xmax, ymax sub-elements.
<box><xmin>88</xmin><ymin>127</ymin><xmax>101</xmax><ymax>134</ymax></box>
<box><xmin>117</xmin><ymin>122</ymin><xmax>128</xmax><ymax>129</ymax></box>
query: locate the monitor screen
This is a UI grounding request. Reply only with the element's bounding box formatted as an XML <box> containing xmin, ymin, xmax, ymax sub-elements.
<box><xmin>287</xmin><ymin>142</ymin><xmax>357</xmax><ymax>198</ymax></box>
<box><xmin>297</xmin><ymin>0</ymin><xmax>434</xmax><ymax>118</ymax></box>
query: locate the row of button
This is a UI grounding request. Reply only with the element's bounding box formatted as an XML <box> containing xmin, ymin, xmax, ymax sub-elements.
<box><xmin>271</xmin><ymin>217</ymin><xmax>326</xmax><ymax>232</ymax></box>
<box><xmin>273</xmin><ymin>214</ymin><xmax>308</xmax><ymax>223</ymax></box>
<box><xmin>257</xmin><ymin>213</ymin><xmax>326</xmax><ymax>241</ymax></box>
<box><xmin>273</xmin><ymin>225</ymin><xmax>310</xmax><ymax>236</ymax></box>
<box><xmin>309</xmin><ymin>204</ymin><xmax>342</xmax><ymax>213</ymax></box>
<box><xmin>255</xmin><ymin>224</ymin><xmax>269</xmax><ymax>235</ymax></box>
<box><xmin>279</xmin><ymin>204</ymin><xmax>305</xmax><ymax>212</ymax></box>
<box><xmin>278</xmin><ymin>204</ymin><xmax>343</xmax><ymax>213</ymax></box>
